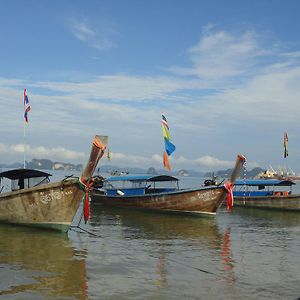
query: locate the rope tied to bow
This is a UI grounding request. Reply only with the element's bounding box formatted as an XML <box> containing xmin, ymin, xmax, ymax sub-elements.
<box><xmin>78</xmin><ymin>176</ymin><xmax>94</xmax><ymax>223</ymax></box>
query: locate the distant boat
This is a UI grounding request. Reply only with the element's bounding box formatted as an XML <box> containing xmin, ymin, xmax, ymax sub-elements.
<box><xmin>0</xmin><ymin>135</ymin><xmax>108</xmax><ymax>231</ymax></box>
<box><xmin>255</xmin><ymin>166</ymin><xmax>279</xmax><ymax>179</ymax></box>
<box><xmin>255</xmin><ymin>166</ymin><xmax>300</xmax><ymax>181</ymax></box>
<box><xmin>91</xmin><ymin>155</ymin><xmax>246</xmax><ymax>216</ymax></box>
<box><xmin>255</xmin><ymin>133</ymin><xmax>300</xmax><ymax>181</ymax></box>
<box><xmin>232</xmin><ymin>179</ymin><xmax>300</xmax><ymax>211</ymax></box>
<box><xmin>277</xmin><ymin>166</ymin><xmax>300</xmax><ymax>181</ymax></box>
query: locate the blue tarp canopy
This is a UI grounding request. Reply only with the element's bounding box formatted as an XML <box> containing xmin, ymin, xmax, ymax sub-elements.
<box><xmin>234</xmin><ymin>179</ymin><xmax>295</xmax><ymax>186</ymax></box>
<box><xmin>105</xmin><ymin>174</ymin><xmax>178</xmax><ymax>182</ymax></box>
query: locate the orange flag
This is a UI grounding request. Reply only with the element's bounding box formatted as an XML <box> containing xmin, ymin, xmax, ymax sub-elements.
<box><xmin>163</xmin><ymin>151</ymin><xmax>171</xmax><ymax>171</ymax></box>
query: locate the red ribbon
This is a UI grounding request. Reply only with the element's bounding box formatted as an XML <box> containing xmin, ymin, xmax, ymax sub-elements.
<box><xmin>224</xmin><ymin>181</ymin><xmax>233</xmax><ymax>211</ymax></box>
<box><xmin>79</xmin><ymin>176</ymin><xmax>94</xmax><ymax>223</ymax></box>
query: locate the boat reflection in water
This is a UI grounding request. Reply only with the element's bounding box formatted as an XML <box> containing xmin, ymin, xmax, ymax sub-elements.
<box><xmin>90</xmin><ymin>202</ymin><xmax>222</xmax><ymax>242</ymax></box>
<box><xmin>0</xmin><ymin>225</ymin><xmax>88</xmax><ymax>299</ymax></box>
<box><xmin>89</xmin><ymin>203</ymin><xmax>235</xmax><ymax>287</ymax></box>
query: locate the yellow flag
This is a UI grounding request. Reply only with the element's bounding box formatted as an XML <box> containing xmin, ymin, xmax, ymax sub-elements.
<box><xmin>162</xmin><ymin>124</ymin><xmax>171</xmax><ymax>140</ymax></box>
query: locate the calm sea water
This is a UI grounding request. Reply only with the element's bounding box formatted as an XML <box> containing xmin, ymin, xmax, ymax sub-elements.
<box><xmin>1</xmin><ymin>173</ymin><xmax>300</xmax><ymax>299</ymax></box>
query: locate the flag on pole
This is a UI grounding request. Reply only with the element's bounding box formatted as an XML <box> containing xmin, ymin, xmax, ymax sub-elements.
<box><xmin>161</xmin><ymin>114</ymin><xmax>176</xmax><ymax>171</ymax></box>
<box><xmin>163</xmin><ymin>151</ymin><xmax>171</xmax><ymax>171</ymax></box>
<box><xmin>24</xmin><ymin>89</ymin><xmax>31</xmax><ymax>123</ymax></box>
<box><xmin>283</xmin><ymin>131</ymin><xmax>288</xmax><ymax>158</ymax></box>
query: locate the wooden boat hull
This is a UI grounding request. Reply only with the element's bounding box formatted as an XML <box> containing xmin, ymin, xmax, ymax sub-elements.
<box><xmin>233</xmin><ymin>194</ymin><xmax>300</xmax><ymax>211</ymax></box>
<box><xmin>0</xmin><ymin>179</ymin><xmax>83</xmax><ymax>231</ymax></box>
<box><xmin>91</xmin><ymin>186</ymin><xmax>227</xmax><ymax>216</ymax></box>
<box><xmin>0</xmin><ymin>135</ymin><xmax>108</xmax><ymax>231</ymax></box>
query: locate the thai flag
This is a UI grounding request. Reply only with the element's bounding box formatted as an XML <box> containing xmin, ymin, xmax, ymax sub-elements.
<box><xmin>24</xmin><ymin>89</ymin><xmax>31</xmax><ymax>123</ymax></box>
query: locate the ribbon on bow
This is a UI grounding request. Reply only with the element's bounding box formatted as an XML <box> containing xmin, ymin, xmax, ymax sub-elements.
<box><xmin>224</xmin><ymin>181</ymin><xmax>233</xmax><ymax>211</ymax></box>
<box><xmin>78</xmin><ymin>176</ymin><xmax>94</xmax><ymax>223</ymax></box>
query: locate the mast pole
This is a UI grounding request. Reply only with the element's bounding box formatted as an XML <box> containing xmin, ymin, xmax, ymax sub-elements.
<box><xmin>23</xmin><ymin>121</ymin><xmax>26</xmax><ymax>169</ymax></box>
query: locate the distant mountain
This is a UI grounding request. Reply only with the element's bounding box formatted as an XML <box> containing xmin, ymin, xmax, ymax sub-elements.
<box><xmin>204</xmin><ymin>167</ymin><xmax>265</xmax><ymax>179</ymax></box>
<box><xmin>177</xmin><ymin>169</ymin><xmax>189</xmax><ymax>176</ymax></box>
<box><xmin>95</xmin><ymin>165</ymin><xmax>205</xmax><ymax>177</ymax></box>
<box><xmin>96</xmin><ymin>164</ymin><xmax>148</xmax><ymax>175</ymax></box>
<box><xmin>0</xmin><ymin>158</ymin><xmax>264</xmax><ymax>179</ymax></box>
<box><xmin>0</xmin><ymin>159</ymin><xmax>82</xmax><ymax>172</ymax></box>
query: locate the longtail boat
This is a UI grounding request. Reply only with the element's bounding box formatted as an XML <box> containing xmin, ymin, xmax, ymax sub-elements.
<box><xmin>91</xmin><ymin>154</ymin><xmax>246</xmax><ymax>216</ymax></box>
<box><xmin>0</xmin><ymin>135</ymin><xmax>108</xmax><ymax>231</ymax></box>
<box><xmin>233</xmin><ymin>179</ymin><xmax>300</xmax><ymax>211</ymax></box>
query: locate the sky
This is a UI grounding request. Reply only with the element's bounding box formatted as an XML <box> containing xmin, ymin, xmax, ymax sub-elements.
<box><xmin>1</xmin><ymin>0</ymin><xmax>300</xmax><ymax>173</ymax></box>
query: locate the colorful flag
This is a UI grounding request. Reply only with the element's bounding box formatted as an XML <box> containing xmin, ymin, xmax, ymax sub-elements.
<box><xmin>163</xmin><ymin>151</ymin><xmax>171</xmax><ymax>171</ymax></box>
<box><xmin>283</xmin><ymin>131</ymin><xmax>288</xmax><ymax>158</ymax></box>
<box><xmin>164</xmin><ymin>138</ymin><xmax>176</xmax><ymax>156</ymax></box>
<box><xmin>161</xmin><ymin>114</ymin><xmax>176</xmax><ymax>170</ymax></box>
<box><xmin>24</xmin><ymin>89</ymin><xmax>31</xmax><ymax>123</ymax></box>
<box><xmin>161</xmin><ymin>114</ymin><xmax>169</xmax><ymax>129</ymax></box>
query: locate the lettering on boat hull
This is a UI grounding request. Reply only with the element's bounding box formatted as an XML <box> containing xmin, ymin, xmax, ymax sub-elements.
<box><xmin>39</xmin><ymin>189</ymin><xmax>74</xmax><ymax>205</ymax></box>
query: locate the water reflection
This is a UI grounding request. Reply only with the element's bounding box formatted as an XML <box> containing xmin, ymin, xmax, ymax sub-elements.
<box><xmin>233</xmin><ymin>207</ymin><xmax>300</xmax><ymax>226</ymax></box>
<box><xmin>220</xmin><ymin>227</ymin><xmax>235</xmax><ymax>283</ymax></box>
<box><xmin>89</xmin><ymin>203</ymin><xmax>236</xmax><ymax>288</ymax></box>
<box><xmin>90</xmin><ymin>203</ymin><xmax>222</xmax><ymax>243</ymax></box>
<box><xmin>154</xmin><ymin>241</ymin><xmax>167</xmax><ymax>288</ymax></box>
<box><xmin>0</xmin><ymin>225</ymin><xmax>88</xmax><ymax>299</ymax></box>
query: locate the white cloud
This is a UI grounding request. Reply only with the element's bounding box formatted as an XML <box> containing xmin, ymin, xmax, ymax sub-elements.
<box><xmin>195</xmin><ymin>155</ymin><xmax>233</xmax><ymax>167</ymax></box>
<box><xmin>1</xmin><ymin>27</ymin><xmax>300</xmax><ymax>171</ymax></box>
<box><xmin>68</xmin><ymin>17</ymin><xmax>115</xmax><ymax>50</ymax></box>
<box><xmin>71</xmin><ymin>21</ymin><xmax>96</xmax><ymax>42</ymax></box>
<box><xmin>107</xmin><ymin>151</ymin><xmax>250</xmax><ymax>171</ymax></box>
<box><xmin>1</xmin><ymin>144</ymin><xmax>85</xmax><ymax>162</ymax></box>
<box><xmin>169</xmin><ymin>29</ymin><xmax>270</xmax><ymax>82</ymax></box>
<box><xmin>0</xmin><ymin>140</ymin><xmax>257</xmax><ymax>171</ymax></box>
<box><xmin>29</xmin><ymin>75</ymin><xmax>188</xmax><ymax>102</ymax></box>
<box><xmin>0</xmin><ymin>143</ymin><xmax>8</xmax><ymax>154</ymax></box>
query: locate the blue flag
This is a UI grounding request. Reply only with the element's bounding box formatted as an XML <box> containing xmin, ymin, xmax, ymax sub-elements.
<box><xmin>164</xmin><ymin>137</ymin><xmax>176</xmax><ymax>156</ymax></box>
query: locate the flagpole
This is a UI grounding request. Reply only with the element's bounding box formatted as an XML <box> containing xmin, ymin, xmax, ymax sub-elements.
<box><xmin>283</xmin><ymin>131</ymin><xmax>288</xmax><ymax>174</ymax></box>
<box><xmin>23</xmin><ymin>120</ymin><xmax>26</xmax><ymax>169</ymax></box>
<box><xmin>23</xmin><ymin>88</ymin><xmax>30</xmax><ymax>169</ymax></box>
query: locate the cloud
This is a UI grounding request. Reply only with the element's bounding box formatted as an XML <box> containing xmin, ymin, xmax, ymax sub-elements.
<box><xmin>67</xmin><ymin>17</ymin><xmax>115</xmax><ymax>50</ymax></box>
<box><xmin>29</xmin><ymin>74</ymin><xmax>189</xmax><ymax>102</ymax></box>
<box><xmin>107</xmin><ymin>151</ymin><xmax>254</xmax><ymax>171</ymax></box>
<box><xmin>1</xmin><ymin>27</ymin><xmax>300</xmax><ymax>170</ymax></box>
<box><xmin>195</xmin><ymin>155</ymin><xmax>233</xmax><ymax>167</ymax></box>
<box><xmin>0</xmin><ymin>142</ymin><xmax>251</xmax><ymax>171</ymax></box>
<box><xmin>169</xmin><ymin>28</ymin><xmax>270</xmax><ymax>83</ymax></box>
<box><xmin>0</xmin><ymin>143</ymin><xmax>85</xmax><ymax>162</ymax></box>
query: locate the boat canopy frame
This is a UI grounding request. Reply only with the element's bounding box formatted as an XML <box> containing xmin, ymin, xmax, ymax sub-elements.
<box><xmin>0</xmin><ymin>169</ymin><xmax>52</xmax><ymax>180</ymax></box>
<box><xmin>103</xmin><ymin>174</ymin><xmax>180</xmax><ymax>196</ymax></box>
<box><xmin>0</xmin><ymin>169</ymin><xmax>52</xmax><ymax>191</ymax></box>
<box><xmin>234</xmin><ymin>179</ymin><xmax>295</xmax><ymax>187</ymax></box>
<box><xmin>233</xmin><ymin>179</ymin><xmax>295</xmax><ymax>197</ymax></box>
<box><xmin>105</xmin><ymin>174</ymin><xmax>179</xmax><ymax>182</ymax></box>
